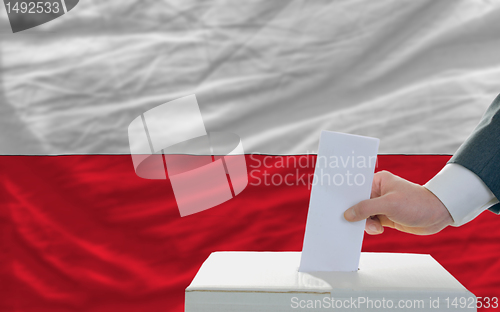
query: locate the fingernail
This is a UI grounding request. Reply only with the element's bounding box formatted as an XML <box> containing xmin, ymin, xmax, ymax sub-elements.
<box><xmin>346</xmin><ymin>208</ymin><xmax>356</xmax><ymax>221</ymax></box>
<box><xmin>368</xmin><ymin>224</ymin><xmax>379</xmax><ymax>233</ymax></box>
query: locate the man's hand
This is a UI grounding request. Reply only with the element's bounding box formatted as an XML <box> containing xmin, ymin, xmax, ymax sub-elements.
<box><xmin>344</xmin><ymin>171</ymin><xmax>454</xmax><ymax>235</ymax></box>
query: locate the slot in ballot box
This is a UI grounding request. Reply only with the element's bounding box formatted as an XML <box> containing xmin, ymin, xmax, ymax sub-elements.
<box><xmin>185</xmin><ymin>252</ymin><xmax>476</xmax><ymax>312</ymax></box>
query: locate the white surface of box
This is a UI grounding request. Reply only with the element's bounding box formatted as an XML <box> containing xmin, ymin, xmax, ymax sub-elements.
<box><xmin>185</xmin><ymin>252</ymin><xmax>476</xmax><ymax>312</ymax></box>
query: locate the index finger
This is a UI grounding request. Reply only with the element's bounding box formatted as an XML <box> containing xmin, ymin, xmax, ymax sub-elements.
<box><xmin>344</xmin><ymin>195</ymin><xmax>395</xmax><ymax>222</ymax></box>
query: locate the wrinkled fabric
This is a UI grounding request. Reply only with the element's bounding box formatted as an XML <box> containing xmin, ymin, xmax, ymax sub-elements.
<box><xmin>1</xmin><ymin>0</ymin><xmax>500</xmax><ymax>154</ymax></box>
<box><xmin>1</xmin><ymin>155</ymin><xmax>499</xmax><ymax>312</ymax></box>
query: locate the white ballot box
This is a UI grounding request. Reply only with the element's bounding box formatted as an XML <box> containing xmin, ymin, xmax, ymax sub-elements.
<box><xmin>185</xmin><ymin>251</ymin><xmax>476</xmax><ymax>312</ymax></box>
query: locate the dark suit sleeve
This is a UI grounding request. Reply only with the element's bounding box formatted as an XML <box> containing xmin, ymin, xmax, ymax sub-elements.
<box><xmin>448</xmin><ymin>93</ymin><xmax>500</xmax><ymax>214</ymax></box>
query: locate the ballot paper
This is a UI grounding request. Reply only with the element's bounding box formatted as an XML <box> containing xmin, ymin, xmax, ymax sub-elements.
<box><xmin>299</xmin><ymin>131</ymin><xmax>379</xmax><ymax>272</ymax></box>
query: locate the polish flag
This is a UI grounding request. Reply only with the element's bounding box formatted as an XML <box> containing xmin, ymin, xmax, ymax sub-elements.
<box><xmin>1</xmin><ymin>1</ymin><xmax>500</xmax><ymax>311</ymax></box>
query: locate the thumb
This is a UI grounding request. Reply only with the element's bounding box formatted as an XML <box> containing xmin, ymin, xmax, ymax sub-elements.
<box><xmin>344</xmin><ymin>196</ymin><xmax>394</xmax><ymax>222</ymax></box>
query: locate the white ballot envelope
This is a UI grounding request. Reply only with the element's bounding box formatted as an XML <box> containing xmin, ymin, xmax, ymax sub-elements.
<box><xmin>299</xmin><ymin>131</ymin><xmax>379</xmax><ymax>272</ymax></box>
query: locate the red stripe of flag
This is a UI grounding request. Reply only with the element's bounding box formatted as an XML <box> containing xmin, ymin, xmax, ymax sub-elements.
<box><xmin>1</xmin><ymin>155</ymin><xmax>498</xmax><ymax>311</ymax></box>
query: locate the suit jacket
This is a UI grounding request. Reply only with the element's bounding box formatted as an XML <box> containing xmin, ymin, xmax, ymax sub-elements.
<box><xmin>449</xmin><ymin>93</ymin><xmax>500</xmax><ymax>214</ymax></box>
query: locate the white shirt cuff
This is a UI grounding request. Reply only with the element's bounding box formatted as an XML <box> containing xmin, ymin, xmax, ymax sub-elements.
<box><xmin>424</xmin><ymin>163</ymin><xmax>499</xmax><ymax>227</ymax></box>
